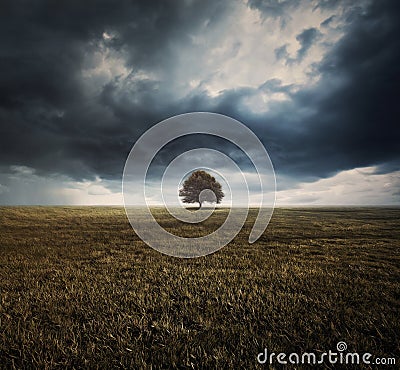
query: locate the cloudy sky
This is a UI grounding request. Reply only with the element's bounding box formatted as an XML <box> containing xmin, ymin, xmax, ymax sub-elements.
<box><xmin>0</xmin><ymin>0</ymin><xmax>399</xmax><ymax>205</ymax></box>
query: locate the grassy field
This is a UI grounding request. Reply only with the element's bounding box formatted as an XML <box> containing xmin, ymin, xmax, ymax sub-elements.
<box><xmin>0</xmin><ymin>206</ymin><xmax>399</xmax><ymax>368</ymax></box>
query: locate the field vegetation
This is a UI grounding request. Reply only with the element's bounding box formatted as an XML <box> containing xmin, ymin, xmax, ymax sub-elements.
<box><xmin>0</xmin><ymin>206</ymin><xmax>399</xmax><ymax>368</ymax></box>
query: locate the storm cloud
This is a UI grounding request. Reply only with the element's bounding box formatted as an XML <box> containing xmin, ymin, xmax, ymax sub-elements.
<box><xmin>0</xmin><ymin>0</ymin><xmax>399</xmax><ymax>204</ymax></box>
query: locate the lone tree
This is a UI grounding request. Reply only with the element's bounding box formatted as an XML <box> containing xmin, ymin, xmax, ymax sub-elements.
<box><xmin>179</xmin><ymin>170</ymin><xmax>224</xmax><ymax>208</ymax></box>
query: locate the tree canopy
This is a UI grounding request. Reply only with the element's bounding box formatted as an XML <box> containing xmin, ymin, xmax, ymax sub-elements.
<box><xmin>179</xmin><ymin>170</ymin><xmax>224</xmax><ymax>208</ymax></box>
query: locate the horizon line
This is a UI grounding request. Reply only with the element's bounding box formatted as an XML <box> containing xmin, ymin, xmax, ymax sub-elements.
<box><xmin>1</xmin><ymin>204</ymin><xmax>399</xmax><ymax>208</ymax></box>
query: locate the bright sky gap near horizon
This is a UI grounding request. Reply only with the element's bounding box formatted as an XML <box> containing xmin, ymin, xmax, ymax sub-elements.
<box><xmin>0</xmin><ymin>0</ymin><xmax>399</xmax><ymax>206</ymax></box>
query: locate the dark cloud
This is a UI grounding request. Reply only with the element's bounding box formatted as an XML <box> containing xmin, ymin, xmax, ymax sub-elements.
<box><xmin>247</xmin><ymin>0</ymin><xmax>367</xmax><ymax>22</ymax></box>
<box><xmin>295</xmin><ymin>28</ymin><xmax>321</xmax><ymax>61</ymax></box>
<box><xmin>313</xmin><ymin>0</ymin><xmax>343</xmax><ymax>11</ymax></box>
<box><xmin>0</xmin><ymin>0</ymin><xmax>231</xmax><ymax>181</ymax></box>
<box><xmin>256</xmin><ymin>0</ymin><xmax>400</xmax><ymax>178</ymax></box>
<box><xmin>274</xmin><ymin>28</ymin><xmax>321</xmax><ymax>64</ymax></box>
<box><xmin>0</xmin><ymin>0</ymin><xmax>399</xmax><ymax>201</ymax></box>
<box><xmin>320</xmin><ymin>15</ymin><xmax>336</xmax><ymax>28</ymax></box>
<box><xmin>274</xmin><ymin>44</ymin><xmax>290</xmax><ymax>62</ymax></box>
<box><xmin>172</xmin><ymin>0</ymin><xmax>400</xmax><ymax>180</ymax></box>
<box><xmin>247</xmin><ymin>0</ymin><xmax>302</xmax><ymax>19</ymax></box>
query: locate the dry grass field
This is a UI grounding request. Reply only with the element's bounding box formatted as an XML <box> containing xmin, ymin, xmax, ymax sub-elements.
<box><xmin>0</xmin><ymin>206</ymin><xmax>399</xmax><ymax>368</ymax></box>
